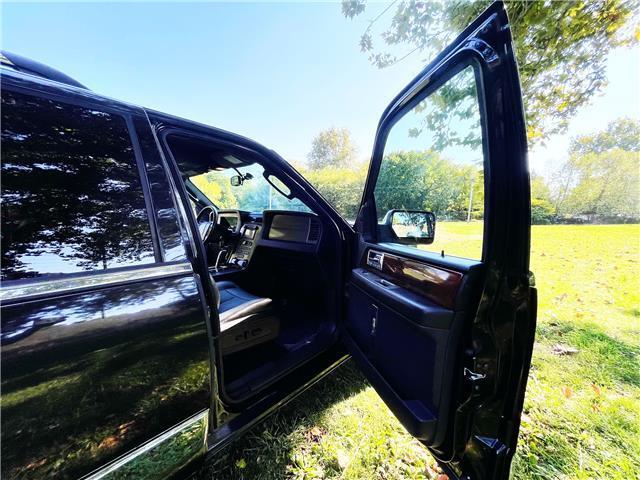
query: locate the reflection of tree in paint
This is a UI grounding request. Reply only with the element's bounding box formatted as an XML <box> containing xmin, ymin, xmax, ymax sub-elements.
<box><xmin>1</xmin><ymin>91</ymin><xmax>154</xmax><ymax>281</ymax></box>
<box><xmin>1</xmin><ymin>277</ymin><xmax>210</xmax><ymax>479</ymax></box>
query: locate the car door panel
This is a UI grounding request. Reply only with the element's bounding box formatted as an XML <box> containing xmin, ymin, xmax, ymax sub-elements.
<box><xmin>0</xmin><ymin>270</ymin><xmax>211</xmax><ymax>480</ymax></box>
<box><xmin>345</xmin><ymin>245</ymin><xmax>482</xmax><ymax>446</ymax></box>
<box><xmin>345</xmin><ymin>282</ymin><xmax>445</xmax><ymax>440</ymax></box>
<box><xmin>350</xmin><ymin>268</ymin><xmax>454</xmax><ymax>328</ymax></box>
<box><xmin>0</xmin><ymin>78</ymin><xmax>213</xmax><ymax>479</ymax></box>
<box><xmin>342</xmin><ymin>3</ymin><xmax>534</xmax><ymax>478</ymax></box>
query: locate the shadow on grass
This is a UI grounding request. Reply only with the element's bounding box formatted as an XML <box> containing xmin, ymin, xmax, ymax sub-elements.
<box><xmin>515</xmin><ymin>320</ymin><xmax>640</xmax><ymax>478</ymax></box>
<box><xmin>200</xmin><ymin>360</ymin><xmax>369</xmax><ymax>480</ymax></box>
<box><xmin>536</xmin><ymin>319</ymin><xmax>640</xmax><ymax>387</ymax></box>
<box><xmin>201</xmin><ymin>322</ymin><xmax>640</xmax><ymax>479</ymax></box>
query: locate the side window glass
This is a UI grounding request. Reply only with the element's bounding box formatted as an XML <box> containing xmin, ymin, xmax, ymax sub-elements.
<box><xmin>1</xmin><ymin>90</ymin><xmax>155</xmax><ymax>281</ymax></box>
<box><xmin>374</xmin><ymin>66</ymin><xmax>484</xmax><ymax>260</ymax></box>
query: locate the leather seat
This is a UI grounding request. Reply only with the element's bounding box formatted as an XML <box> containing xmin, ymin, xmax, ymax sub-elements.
<box><xmin>214</xmin><ymin>281</ymin><xmax>280</xmax><ymax>355</ymax></box>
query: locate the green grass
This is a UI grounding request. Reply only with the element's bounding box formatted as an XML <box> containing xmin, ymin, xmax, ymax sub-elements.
<box><xmin>202</xmin><ymin>224</ymin><xmax>640</xmax><ymax>480</ymax></box>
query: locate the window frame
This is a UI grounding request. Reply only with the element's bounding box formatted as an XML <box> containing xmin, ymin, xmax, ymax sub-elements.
<box><xmin>363</xmin><ymin>54</ymin><xmax>490</xmax><ymax>263</ymax></box>
<box><xmin>131</xmin><ymin>114</ymin><xmax>191</xmax><ymax>263</ymax></box>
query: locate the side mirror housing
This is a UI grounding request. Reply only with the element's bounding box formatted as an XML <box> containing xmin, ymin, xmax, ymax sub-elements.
<box><xmin>382</xmin><ymin>209</ymin><xmax>436</xmax><ymax>245</ymax></box>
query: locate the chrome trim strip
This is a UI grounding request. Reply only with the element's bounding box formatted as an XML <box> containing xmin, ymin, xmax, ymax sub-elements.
<box><xmin>84</xmin><ymin>409</ymin><xmax>209</xmax><ymax>480</ymax></box>
<box><xmin>0</xmin><ymin>262</ymin><xmax>193</xmax><ymax>303</ymax></box>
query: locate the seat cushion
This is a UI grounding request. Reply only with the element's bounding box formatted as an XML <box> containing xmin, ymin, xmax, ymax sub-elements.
<box><xmin>217</xmin><ymin>281</ymin><xmax>273</xmax><ymax>326</ymax></box>
<box><xmin>215</xmin><ymin>281</ymin><xmax>279</xmax><ymax>355</ymax></box>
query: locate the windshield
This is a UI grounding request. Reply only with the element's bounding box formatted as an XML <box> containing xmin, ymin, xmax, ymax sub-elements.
<box><xmin>189</xmin><ymin>163</ymin><xmax>310</xmax><ymax>213</ymax></box>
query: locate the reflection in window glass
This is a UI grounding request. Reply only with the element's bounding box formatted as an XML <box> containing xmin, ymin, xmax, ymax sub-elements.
<box><xmin>374</xmin><ymin>66</ymin><xmax>484</xmax><ymax>260</ymax></box>
<box><xmin>1</xmin><ymin>90</ymin><xmax>155</xmax><ymax>281</ymax></box>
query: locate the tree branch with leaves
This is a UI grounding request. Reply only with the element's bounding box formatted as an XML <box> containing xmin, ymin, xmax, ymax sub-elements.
<box><xmin>342</xmin><ymin>0</ymin><xmax>638</xmax><ymax>146</ymax></box>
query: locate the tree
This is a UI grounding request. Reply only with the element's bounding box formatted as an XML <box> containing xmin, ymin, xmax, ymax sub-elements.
<box><xmin>304</xmin><ymin>127</ymin><xmax>364</xmax><ymax>218</ymax></box>
<box><xmin>374</xmin><ymin>150</ymin><xmax>430</xmax><ymax>215</ymax></box>
<box><xmin>531</xmin><ymin>198</ymin><xmax>556</xmax><ymax>224</ymax></box>
<box><xmin>562</xmin><ymin>148</ymin><xmax>639</xmax><ymax>217</ymax></box>
<box><xmin>408</xmin><ymin>65</ymin><xmax>483</xmax><ymax>152</ymax></box>
<box><xmin>531</xmin><ymin>173</ymin><xmax>553</xmax><ymax>202</ymax></box>
<box><xmin>569</xmin><ymin>117</ymin><xmax>640</xmax><ymax>156</ymax></box>
<box><xmin>374</xmin><ymin>150</ymin><xmax>482</xmax><ymax>220</ymax></box>
<box><xmin>551</xmin><ymin>118</ymin><xmax>640</xmax><ymax>219</ymax></box>
<box><xmin>191</xmin><ymin>172</ymin><xmax>239</xmax><ymax>209</ymax></box>
<box><xmin>302</xmin><ymin>165</ymin><xmax>368</xmax><ymax>220</ymax></box>
<box><xmin>530</xmin><ymin>173</ymin><xmax>556</xmax><ymax>224</ymax></box>
<box><xmin>342</xmin><ymin>0</ymin><xmax>637</xmax><ymax>146</ymax></box>
<box><xmin>308</xmin><ymin>127</ymin><xmax>358</xmax><ymax>169</ymax></box>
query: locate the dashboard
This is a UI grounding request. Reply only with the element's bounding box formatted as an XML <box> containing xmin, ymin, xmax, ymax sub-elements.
<box><xmin>266</xmin><ymin>212</ymin><xmax>321</xmax><ymax>244</ymax></box>
<box><xmin>211</xmin><ymin>210</ymin><xmax>322</xmax><ymax>272</ymax></box>
<box><xmin>227</xmin><ymin>223</ymin><xmax>260</xmax><ymax>268</ymax></box>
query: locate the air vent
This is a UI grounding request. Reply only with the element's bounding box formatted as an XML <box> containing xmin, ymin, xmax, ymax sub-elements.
<box><xmin>307</xmin><ymin>219</ymin><xmax>321</xmax><ymax>243</ymax></box>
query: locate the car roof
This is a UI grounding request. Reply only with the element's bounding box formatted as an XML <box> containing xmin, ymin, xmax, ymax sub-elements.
<box><xmin>1</xmin><ymin>51</ymin><xmax>88</xmax><ymax>89</ymax></box>
<box><xmin>0</xmin><ymin>53</ymin><xmax>265</xmax><ymax>154</ymax></box>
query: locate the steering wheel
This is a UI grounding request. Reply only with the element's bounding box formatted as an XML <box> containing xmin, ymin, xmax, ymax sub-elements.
<box><xmin>196</xmin><ymin>205</ymin><xmax>218</xmax><ymax>244</ymax></box>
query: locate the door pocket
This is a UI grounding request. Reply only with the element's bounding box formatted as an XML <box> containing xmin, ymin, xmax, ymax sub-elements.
<box><xmin>345</xmin><ymin>261</ymin><xmax>464</xmax><ymax>444</ymax></box>
<box><xmin>350</xmin><ymin>268</ymin><xmax>454</xmax><ymax>329</ymax></box>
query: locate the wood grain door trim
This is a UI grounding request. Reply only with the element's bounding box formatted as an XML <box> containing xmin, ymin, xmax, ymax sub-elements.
<box><xmin>363</xmin><ymin>249</ymin><xmax>464</xmax><ymax>309</ymax></box>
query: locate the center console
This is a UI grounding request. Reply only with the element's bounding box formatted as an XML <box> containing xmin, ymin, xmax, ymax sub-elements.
<box><xmin>227</xmin><ymin>223</ymin><xmax>261</xmax><ymax>269</ymax></box>
<box><xmin>211</xmin><ymin>211</ymin><xmax>321</xmax><ymax>276</ymax></box>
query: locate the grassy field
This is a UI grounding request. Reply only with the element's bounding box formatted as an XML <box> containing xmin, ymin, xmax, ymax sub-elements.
<box><xmin>202</xmin><ymin>224</ymin><xmax>640</xmax><ymax>480</ymax></box>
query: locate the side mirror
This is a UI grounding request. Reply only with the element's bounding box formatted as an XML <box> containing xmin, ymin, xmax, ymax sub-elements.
<box><xmin>383</xmin><ymin>209</ymin><xmax>436</xmax><ymax>245</ymax></box>
<box><xmin>230</xmin><ymin>175</ymin><xmax>243</xmax><ymax>187</ymax></box>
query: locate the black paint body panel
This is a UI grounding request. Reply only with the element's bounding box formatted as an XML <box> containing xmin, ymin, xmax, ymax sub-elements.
<box><xmin>1</xmin><ymin>274</ymin><xmax>210</xmax><ymax>479</ymax></box>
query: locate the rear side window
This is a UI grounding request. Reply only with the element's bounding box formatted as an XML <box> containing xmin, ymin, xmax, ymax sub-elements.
<box><xmin>1</xmin><ymin>90</ymin><xmax>155</xmax><ymax>281</ymax></box>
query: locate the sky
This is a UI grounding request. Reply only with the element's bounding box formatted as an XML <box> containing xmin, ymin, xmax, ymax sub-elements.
<box><xmin>3</xmin><ymin>1</ymin><xmax>639</xmax><ymax>178</ymax></box>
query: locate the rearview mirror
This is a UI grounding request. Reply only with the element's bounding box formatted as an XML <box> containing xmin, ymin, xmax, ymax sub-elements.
<box><xmin>383</xmin><ymin>209</ymin><xmax>436</xmax><ymax>245</ymax></box>
<box><xmin>230</xmin><ymin>172</ymin><xmax>253</xmax><ymax>187</ymax></box>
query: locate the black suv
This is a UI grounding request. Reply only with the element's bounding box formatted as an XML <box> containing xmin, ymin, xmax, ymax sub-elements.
<box><xmin>1</xmin><ymin>3</ymin><xmax>536</xmax><ymax>479</ymax></box>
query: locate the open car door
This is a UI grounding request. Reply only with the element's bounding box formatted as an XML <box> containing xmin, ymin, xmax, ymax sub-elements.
<box><xmin>343</xmin><ymin>2</ymin><xmax>536</xmax><ymax>479</ymax></box>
